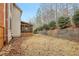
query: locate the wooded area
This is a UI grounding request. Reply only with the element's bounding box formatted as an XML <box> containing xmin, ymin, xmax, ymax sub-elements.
<box><xmin>30</xmin><ymin>3</ymin><xmax>79</xmax><ymax>33</ymax></box>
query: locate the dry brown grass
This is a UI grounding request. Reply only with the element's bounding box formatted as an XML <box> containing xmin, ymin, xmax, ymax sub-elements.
<box><xmin>0</xmin><ymin>32</ymin><xmax>79</xmax><ymax>56</ymax></box>
<box><xmin>21</xmin><ymin>34</ymin><xmax>79</xmax><ymax>56</ymax></box>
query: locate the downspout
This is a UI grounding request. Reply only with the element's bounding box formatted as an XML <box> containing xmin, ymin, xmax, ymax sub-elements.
<box><xmin>4</xmin><ymin>3</ymin><xmax>8</xmax><ymax>44</ymax></box>
<box><xmin>4</xmin><ymin>3</ymin><xmax>9</xmax><ymax>45</ymax></box>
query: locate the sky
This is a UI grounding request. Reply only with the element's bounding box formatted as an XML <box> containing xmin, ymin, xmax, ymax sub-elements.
<box><xmin>16</xmin><ymin>3</ymin><xmax>40</xmax><ymax>22</ymax></box>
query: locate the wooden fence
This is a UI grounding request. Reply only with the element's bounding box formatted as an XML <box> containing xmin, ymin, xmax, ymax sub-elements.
<box><xmin>0</xmin><ymin>26</ymin><xmax>4</xmax><ymax>49</ymax></box>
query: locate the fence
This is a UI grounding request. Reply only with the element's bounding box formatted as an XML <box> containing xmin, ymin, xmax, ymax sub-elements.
<box><xmin>0</xmin><ymin>26</ymin><xmax>4</xmax><ymax>49</ymax></box>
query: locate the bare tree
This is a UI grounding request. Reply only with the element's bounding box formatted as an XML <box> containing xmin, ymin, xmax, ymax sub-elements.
<box><xmin>33</xmin><ymin>3</ymin><xmax>79</xmax><ymax>30</ymax></box>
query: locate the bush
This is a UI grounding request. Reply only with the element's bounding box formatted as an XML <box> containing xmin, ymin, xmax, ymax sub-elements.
<box><xmin>33</xmin><ymin>29</ymin><xmax>38</xmax><ymax>34</ymax></box>
<box><xmin>58</xmin><ymin>16</ymin><xmax>70</xmax><ymax>29</ymax></box>
<box><xmin>42</xmin><ymin>24</ymin><xmax>49</xmax><ymax>30</ymax></box>
<box><xmin>33</xmin><ymin>26</ymin><xmax>44</xmax><ymax>34</ymax></box>
<box><xmin>72</xmin><ymin>9</ymin><xmax>79</xmax><ymax>27</ymax></box>
<box><xmin>37</xmin><ymin>26</ymin><xmax>43</xmax><ymax>31</ymax></box>
<box><xmin>48</xmin><ymin>21</ymin><xmax>56</xmax><ymax>30</ymax></box>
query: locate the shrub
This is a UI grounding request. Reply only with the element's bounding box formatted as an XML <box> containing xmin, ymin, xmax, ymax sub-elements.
<box><xmin>33</xmin><ymin>29</ymin><xmax>38</xmax><ymax>34</ymax></box>
<box><xmin>37</xmin><ymin>26</ymin><xmax>43</xmax><ymax>31</ymax></box>
<box><xmin>72</xmin><ymin>9</ymin><xmax>79</xmax><ymax>27</ymax></box>
<box><xmin>58</xmin><ymin>16</ymin><xmax>70</xmax><ymax>29</ymax></box>
<box><xmin>33</xmin><ymin>26</ymin><xmax>43</xmax><ymax>34</ymax></box>
<box><xmin>48</xmin><ymin>21</ymin><xmax>56</xmax><ymax>30</ymax></box>
<box><xmin>42</xmin><ymin>24</ymin><xmax>49</xmax><ymax>30</ymax></box>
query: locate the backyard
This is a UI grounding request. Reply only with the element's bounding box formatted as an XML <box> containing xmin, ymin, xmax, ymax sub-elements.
<box><xmin>0</xmin><ymin>3</ymin><xmax>79</xmax><ymax>56</ymax></box>
<box><xmin>0</xmin><ymin>30</ymin><xmax>79</xmax><ymax>56</ymax></box>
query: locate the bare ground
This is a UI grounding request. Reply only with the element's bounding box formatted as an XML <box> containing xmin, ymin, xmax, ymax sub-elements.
<box><xmin>0</xmin><ymin>33</ymin><xmax>79</xmax><ymax>56</ymax></box>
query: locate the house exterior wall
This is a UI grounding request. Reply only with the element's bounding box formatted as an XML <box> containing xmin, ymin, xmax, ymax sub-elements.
<box><xmin>11</xmin><ymin>4</ymin><xmax>21</xmax><ymax>37</ymax></box>
<box><xmin>7</xmin><ymin>4</ymin><xmax>12</xmax><ymax>42</ymax></box>
<box><xmin>7</xmin><ymin>3</ymin><xmax>21</xmax><ymax>42</ymax></box>
<box><xmin>0</xmin><ymin>3</ymin><xmax>4</xmax><ymax>48</ymax></box>
<box><xmin>0</xmin><ymin>3</ymin><xmax>21</xmax><ymax>48</ymax></box>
